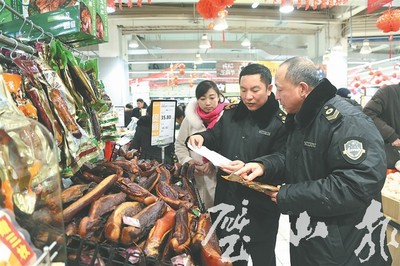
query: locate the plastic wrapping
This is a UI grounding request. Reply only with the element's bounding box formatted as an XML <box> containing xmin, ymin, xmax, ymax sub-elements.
<box><xmin>0</xmin><ymin>91</ymin><xmax>66</xmax><ymax>263</ymax></box>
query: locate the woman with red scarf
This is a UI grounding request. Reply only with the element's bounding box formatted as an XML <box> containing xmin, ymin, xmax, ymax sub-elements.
<box><xmin>175</xmin><ymin>80</ymin><xmax>228</xmax><ymax>209</ymax></box>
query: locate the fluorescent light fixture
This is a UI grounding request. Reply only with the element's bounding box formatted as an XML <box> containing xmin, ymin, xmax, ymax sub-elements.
<box><xmin>332</xmin><ymin>43</ymin><xmax>343</xmax><ymax>52</ymax></box>
<box><xmin>107</xmin><ymin>7</ymin><xmax>115</xmax><ymax>13</ymax></box>
<box><xmin>241</xmin><ymin>36</ymin><xmax>251</xmax><ymax>47</ymax></box>
<box><xmin>279</xmin><ymin>3</ymin><xmax>294</xmax><ymax>13</ymax></box>
<box><xmin>199</xmin><ymin>34</ymin><xmax>211</xmax><ymax>49</ymax></box>
<box><xmin>252</xmin><ymin>2</ymin><xmax>260</xmax><ymax>8</ymax></box>
<box><xmin>213</xmin><ymin>17</ymin><xmax>228</xmax><ymax>31</ymax></box>
<box><xmin>107</xmin><ymin>4</ymin><xmax>116</xmax><ymax>14</ymax></box>
<box><xmin>128</xmin><ymin>39</ymin><xmax>139</xmax><ymax>49</ymax></box>
<box><xmin>360</xmin><ymin>39</ymin><xmax>372</xmax><ymax>54</ymax></box>
<box><xmin>194</xmin><ymin>53</ymin><xmax>203</xmax><ymax>64</ymax></box>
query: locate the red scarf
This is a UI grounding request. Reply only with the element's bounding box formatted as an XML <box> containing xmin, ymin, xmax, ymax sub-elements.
<box><xmin>196</xmin><ymin>102</ymin><xmax>228</xmax><ymax>164</ymax></box>
<box><xmin>196</xmin><ymin>102</ymin><xmax>228</xmax><ymax>129</ymax></box>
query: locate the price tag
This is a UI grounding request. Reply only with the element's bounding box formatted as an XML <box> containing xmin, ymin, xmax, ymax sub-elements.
<box><xmin>114</xmin><ymin>106</ymin><xmax>125</xmax><ymax>127</ymax></box>
<box><xmin>151</xmin><ymin>100</ymin><xmax>176</xmax><ymax>146</ymax></box>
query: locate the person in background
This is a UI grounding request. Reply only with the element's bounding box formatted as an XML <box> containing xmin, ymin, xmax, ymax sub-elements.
<box><xmin>130</xmin><ymin>102</ymin><xmax>174</xmax><ymax>164</ymax></box>
<box><xmin>363</xmin><ymin>84</ymin><xmax>400</xmax><ymax>168</ymax></box>
<box><xmin>175</xmin><ymin>105</ymin><xmax>185</xmax><ymax>129</ymax></box>
<box><xmin>175</xmin><ymin>80</ymin><xmax>227</xmax><ymax>209</ymax></box>
<box><xmin>187</xmin><ymin>64</ymin><xmax>287</xmax><ymax>266</ymax></box>
<box><xmin>336</xmin><ymin>87</ymin><xmax>361</xmax><ymax>109</ymax></box>
<box><xmin>124</xmin><ymin>103</ymin><xmax>134</xmax><ymax>127</ymax></box>
<box><xmin>131</xmin><ymin>98</ymin><xmax>148</xmax><ymax>119</ymax></box>
<box><xmin>236</xmin><ymin>57</ymin><xmax>391</xmax><ymax>266</ymax></box>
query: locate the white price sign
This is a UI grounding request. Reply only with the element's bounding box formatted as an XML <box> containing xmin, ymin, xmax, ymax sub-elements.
<box><xmin>151</xmin><ymin>100</ymin><xmax>176</xmax><ymax>146</ymax></box>
<box><xmin>114</xmin><ymin>106</ymin><xmax>125</xmax><ymax>127</ymax></box>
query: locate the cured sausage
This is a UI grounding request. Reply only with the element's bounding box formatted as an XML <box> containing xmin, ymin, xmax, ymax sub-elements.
<box><xmin>143</xmin><ymin>209</ymin><xmax>176</xmax><ymax>259</ymax></box>
<box><xmin>120</xmin><ymin>201</ymin><xmax>167</xmax><ymax>245</ymax></box>
<box><xmin>58</xmin><ymin>174</ymin><xmax>118</xmax><ymax>223</ymax></box>
<box><xmin>170</xmin><ymin>207</ymin><xmax>193</xmax><ymax>253</ymax></box>
<box><xmin>105</xmin><ymin>201</ymin><xmax>143</xmax><ymax>242</ymax></box>
<box><xmin>155</xmin><ymin>181</ymin><xmax>193</xmax><ymax>210</ymax></box>
<box><xmin>78</xmin><ymin>192</ymin><xmax>127</xmax><ymax>238</ymax></box>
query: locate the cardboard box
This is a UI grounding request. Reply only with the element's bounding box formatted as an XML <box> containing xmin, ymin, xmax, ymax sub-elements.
<box><xmin>0</xmin><ymin>0</ymin><xmax>22</xmax><ymax>24</ymax></box>
<box><xmin>386</xmin><ymin>224</ymin><xmax>399</xmax><ymax>266</ymax></box>
<box><xmin>95</xmin><ymin>0</ymin><xmax>108</xmax><ymax>42</ymax></box>
<box><xmin>382</xmin><ymin>193</ymin><xmax>400</xmax><ymax>224</ymax></box>
<box><xmin>66</xmin><ymin>0</ymin><xmax>108</xmax><ymax>48</ymax></box>
<box><xmin>0</xmin><ymin>2</ymin><xmax>97</xmax><ymax>46</ymax></box>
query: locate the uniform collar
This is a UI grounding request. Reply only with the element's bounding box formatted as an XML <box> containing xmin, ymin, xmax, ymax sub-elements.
<box><xmin>287</xmin><ymin>78</ymin><xmax>337</xmax><ymax>129</ymax></box>
<box><xmin>233</xmin><ymin>92</ymin><xmax>279</xmax><ymax>128</ymax></box>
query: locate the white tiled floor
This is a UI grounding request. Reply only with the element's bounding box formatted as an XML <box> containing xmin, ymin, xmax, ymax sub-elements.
<box><xmin>275</xmin><ymin>215</ymin><xmax>291</xmax><ymax>266</ymax></box>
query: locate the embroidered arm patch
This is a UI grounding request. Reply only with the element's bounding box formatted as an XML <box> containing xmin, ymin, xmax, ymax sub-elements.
<box><xmin>339</xmin><ymin>137</ymin><xmax>367</xmax><ymax>164</ymax></box>
<box><xmin>323</xmin><ymin>104</ymin><xmax>342</xmax><ymax>123</ymax></box>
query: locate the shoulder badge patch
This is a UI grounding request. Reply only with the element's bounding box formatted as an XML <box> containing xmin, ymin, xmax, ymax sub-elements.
<box><xmin>224</xmin><ymin>103</ymin><xmax>238</xmax><ymax>110</ymax></box>
<box><xmin>323</xmin><ymin>104</ymin><xmax>341</xmax><ymax>123</ymax></box>
<box><xmin>276</xmin><ymin>109</ymin><xmax>287</xmax><ymax>124</ymax></box>
<box><xmin>339</xmin><ymin>137</ymin><xmax>367</xmax><ymax>164</ymax></box>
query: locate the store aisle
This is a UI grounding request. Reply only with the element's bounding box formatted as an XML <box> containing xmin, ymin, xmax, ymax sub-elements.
<box><xmin>275</xmin><ymin>214</ymin><xmax>291</xmax><ymax>266</ymax></box>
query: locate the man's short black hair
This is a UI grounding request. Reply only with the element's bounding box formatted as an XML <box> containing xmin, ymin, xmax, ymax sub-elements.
<box><xmin>337</xmin><ymin>88</ymin><xmax>351</xmax><ymax>98</ymax></box>
<box><xmin>239</xmin><ymin>63</ymin><xmax>272</xmax><ymax>85</ymax></box>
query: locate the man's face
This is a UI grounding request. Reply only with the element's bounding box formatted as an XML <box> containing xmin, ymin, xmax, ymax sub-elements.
<box><xmin>137</xmin><ymin>101</ymin><xmax>144</xmax><ymax>108</ymax></box>
<box><xmin>275</xmin><ymin>65</ymin><xmax>306</xmax><ymax>114</ymax></box>
<box><xmin>239</xmin><ymin>74</ymin><xmax>272</xmax><ymax>111</ymax></box>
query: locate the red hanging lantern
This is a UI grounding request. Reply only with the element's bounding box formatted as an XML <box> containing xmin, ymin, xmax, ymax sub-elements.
<box><xmin>376</xmin><ymin>9</ymin><xmax>400</xmax><ymax>33</ymax></box>
<box><xmin>213</xmin><ymin>0</ymin><xmax>235</xmax><ymax>8</ymax></box>
<box><xmin>196</xmin><ymin>0</ymin><xmax>221</xmax><ymax>19</ymax></box>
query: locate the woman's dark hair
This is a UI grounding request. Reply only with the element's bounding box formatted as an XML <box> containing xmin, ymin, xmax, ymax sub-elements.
<box><xmin>195</xmin><ymin>80</ymin><xmax>225</xmax><ymax>103</ymax></box>
<box><xmin>146</xmin><ymin>101</ymin><xmax>153</xmax><ymax>116</ymax></box>
<box><xmin>175</xmin><ymin>106</ymin><xmax>184</xmax><ymax>119</ymax></box>
<box><xmin>239</xmin><ymin>63</ymin><xmax>272</xmax><ymax>85</ymax></box>
<box><xmin>137</xmin><ymin>98</ymin><xmax>148</xmax><ymax>108</ymax></box>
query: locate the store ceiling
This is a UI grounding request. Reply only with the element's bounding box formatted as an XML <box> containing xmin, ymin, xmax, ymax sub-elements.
<box><xmin>108</xmin><ymin>0</ymin><xmax>400</xmax><ymax>69</ymax></box>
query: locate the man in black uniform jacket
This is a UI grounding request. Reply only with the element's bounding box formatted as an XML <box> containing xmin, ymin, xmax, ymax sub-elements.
<box><xmin>188</xmin><ymin>64</ymin><xmax>288</xmax><ymax>266</ymax></box>
<box><xmin>237</xmin><ymin>57</ymin><xmax>391</xmax><ymax>266</ymax></box>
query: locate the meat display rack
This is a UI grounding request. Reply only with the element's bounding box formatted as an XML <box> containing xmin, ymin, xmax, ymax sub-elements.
<box><xmin>66</xmin><ymin>235</ymin><xmax>144</xmax><ymax>266</ymax></box>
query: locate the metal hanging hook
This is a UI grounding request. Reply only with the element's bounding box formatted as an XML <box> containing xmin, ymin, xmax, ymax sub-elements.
<box><xmin>36</xmin><ymin>26</ymin><xmax>45</xmax><ymax>42</ymax></box>
<box><xmin>18</xmin><ymin>17</ymin><xmax>28</xmax><ymax>37</ymax></box>
<box><xmin>10</xmin><ymin>38</ymin><xmax>19</xmax><ymax>60</ymax></box>
<box><xmin>0</xmin><ymin>0</ymin><xmax>6</xmax><ymax>14</ymax></box>
<box><xmin>27</xmin><ymin>21</ymin><xmax>34</xmax><ymax>41</ymax></box>
<box><xmin>48</xmin><ymin>32</ymin><xmax>54</xmax><ymax>43</ymax></box>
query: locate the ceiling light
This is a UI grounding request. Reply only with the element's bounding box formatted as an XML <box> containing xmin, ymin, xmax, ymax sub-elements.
<box><xmin>213</xmin><ymin>17</ymin><xmax>228</xmax><ymax>31</ymax></box>
<box><xmin>241</xmin><ymin>36</ymin><xmax>251</xmax><ymax>47</ymax></box>
<box><xmin>107</xmin><ymin>0</ymin><xmax>116</xmax><ymax>13</ymax></box>
<box><xmin>199</xmin><ymin>34</ymin><xmax>211</xmax><ymax>49</ymax></box>
<box><xmin>252</xmin><ymin>2</ymin><xmax>260</xmax><ymax>8</ymax></box>
<box><xmin>128</xmin><ymin>39</ymin><xmax>139</xmax><ymax>49</ymax></box>
<box><xmin>279</xmin><ymin>3</ymin><xmax>294</xmax><ymax>13</ymax></box>
<box><xmin>107</xmin><ymin>6</ymin><xmax>116</xmax><ymax>13</ymax></box>
<box><xmin>194</xmin><ymin>53</ymin><xmax>203</xmax><ymax>64</ymax></box>
<box><xmin>360</xmin><ymin>39</ymin><xmax>372</xmax><ymax>54</ymax></box>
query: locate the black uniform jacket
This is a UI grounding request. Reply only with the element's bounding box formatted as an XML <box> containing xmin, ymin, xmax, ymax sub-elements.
<box><xmin>256</xmin><ymin>79</ymin><xmax>391</xmax><ymax>265</ymax></box>
<box><xmin>130</xmin><ymin>115</ymin><xmax>174</xmax><ymax>164</ymax></box>
<box><xmin>196</xmin><ymin>93</ymin><xmax>288</xmax><ymax>242</ymax></box>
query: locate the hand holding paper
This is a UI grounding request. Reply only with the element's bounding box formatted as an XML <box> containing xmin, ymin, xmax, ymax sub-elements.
<box><xmin>187</xmin><ymin>143</ymin><xmax>232</xmax><ymax>167</ymax></box>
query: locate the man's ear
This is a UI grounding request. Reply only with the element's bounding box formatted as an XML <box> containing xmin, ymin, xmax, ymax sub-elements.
<box><xmin>299</xmin><ymin>82</ymin><xmax>311</xmax><ymax>97</ymax></box>
<box><xmin>267</xmin><ymin>84</ymin><xmax>273</xmax><ymax>95</ymax></box>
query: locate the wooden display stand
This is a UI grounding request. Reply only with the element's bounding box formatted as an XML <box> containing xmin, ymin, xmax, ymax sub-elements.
<box><xmin>387</xmin><ymin>222</ymin><xmax>399</xmax><ymax>266</ymax></box>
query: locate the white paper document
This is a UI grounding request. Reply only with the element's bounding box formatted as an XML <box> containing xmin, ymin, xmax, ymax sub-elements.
<box><xmin>187</xmin><ymin>143</ymin><xmax>232</xmax><ymax>167</ymax></box>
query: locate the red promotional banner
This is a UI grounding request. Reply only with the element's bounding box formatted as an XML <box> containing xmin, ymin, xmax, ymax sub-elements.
<box><xmin>367</xmin><ymin>0</ymin><xmax>392</xmax><ymax>13</ymax></box>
